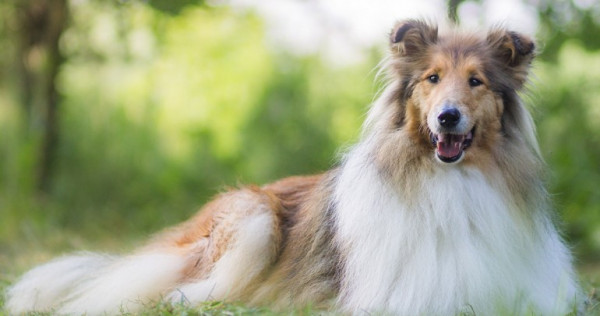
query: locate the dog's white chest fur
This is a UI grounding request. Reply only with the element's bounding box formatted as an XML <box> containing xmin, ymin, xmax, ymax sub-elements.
<box><xmin>333</xmin><ymin>147</ymin><xmax>578</xmax><ymax>315</ymax></box>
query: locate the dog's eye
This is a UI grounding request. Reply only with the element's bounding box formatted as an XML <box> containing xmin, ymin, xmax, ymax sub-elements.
<box><xmin>428</xmin><ymin>74</ymin><xmax>440</xmax><ymax>84</ymax></box>
<box><xmin>469</xmin><ymin>78</ymin><xmax>483</xmax><ymax>87</ymax></box>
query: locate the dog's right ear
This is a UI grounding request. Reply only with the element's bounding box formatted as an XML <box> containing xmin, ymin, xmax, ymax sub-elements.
<box><xmin>390</xmin><ymin>20</ymin><xmax>438</xmax><ymax>56</ymax></box>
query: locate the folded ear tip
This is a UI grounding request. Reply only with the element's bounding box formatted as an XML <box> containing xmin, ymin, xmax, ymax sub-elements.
<box><xmin>391</xmin><ymin>22</ymin><xmax>414</xmax><ymax>44</ymax></box>
<box><xmin>508</xmin><ymin>31</ymin><xmax>535</xmax><ymax>56</ymax></box>
<box><xmin>389</xmin><ymin>20</ymin><xmax>438</xmax><ymax>49</ymax></box>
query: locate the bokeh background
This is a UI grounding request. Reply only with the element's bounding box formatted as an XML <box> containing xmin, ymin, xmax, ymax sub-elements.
<box><xmin>1</xmin><ymin>0</ymin><xmax>599</xmax><ymax>298</ymax></box>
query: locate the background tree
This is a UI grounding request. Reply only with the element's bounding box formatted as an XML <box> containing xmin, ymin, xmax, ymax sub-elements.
<box><xmin>14</xmin><ymin>0</ymin><xmax>68</xmax><ymax>193</ymax></box>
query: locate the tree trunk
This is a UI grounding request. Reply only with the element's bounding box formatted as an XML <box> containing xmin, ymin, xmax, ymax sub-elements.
<box><xmin>16</xmin><ymin>0</ymin><xmax>69</xmax><ymax>194</ymax></box>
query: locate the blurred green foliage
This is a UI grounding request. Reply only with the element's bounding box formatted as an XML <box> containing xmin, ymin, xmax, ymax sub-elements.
<box><xmin>0</xmin><ymin>0</ymin><xmax>599</xmax><ymax>282</ymax></box>
<box><xmin>535</xmin><ymin>42</ymin><xmax>600</xmax><ymax>259</ymax></box>
<box><xmin>0</xmin><ymin>1</ymin><xmax>379</xmax><ymax>275</ymax></box>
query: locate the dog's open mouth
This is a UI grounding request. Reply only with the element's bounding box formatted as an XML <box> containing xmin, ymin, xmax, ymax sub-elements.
<box><xmin>430</xmin><ymin>128</ymin><xmax>474</xmax><ymax>163</ymax></box>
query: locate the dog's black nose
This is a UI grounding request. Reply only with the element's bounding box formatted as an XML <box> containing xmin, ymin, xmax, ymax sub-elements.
<box><xmin>438</xmin><ymin>108</ymin><xmax>461</xmax><ymax>128</ymax></box>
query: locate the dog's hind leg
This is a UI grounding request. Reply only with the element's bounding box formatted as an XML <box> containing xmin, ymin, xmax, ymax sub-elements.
<box><xmin>165</xmin><ymin>187</ymin><xmax>283</xmax><ymax>306</ymax></box>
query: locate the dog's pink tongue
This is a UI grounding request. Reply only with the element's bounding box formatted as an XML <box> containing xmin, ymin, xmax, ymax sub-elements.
<box><xmin>436</xmin><ymin>134</ymin><xmax>464</xmax><ymax>158</ymax></box>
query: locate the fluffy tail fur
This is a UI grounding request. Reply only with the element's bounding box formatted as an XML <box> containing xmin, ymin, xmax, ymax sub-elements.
<box><xmin>6</xmin><ymin>251</ymin><xmax>186</xmax><ymax>315</ymax></box>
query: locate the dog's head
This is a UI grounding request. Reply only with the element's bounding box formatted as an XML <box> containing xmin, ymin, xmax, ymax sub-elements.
<box><xmin>387</xmin><ymin>20</ymin><xmax>535</xmax><ymax>164</ymax></box>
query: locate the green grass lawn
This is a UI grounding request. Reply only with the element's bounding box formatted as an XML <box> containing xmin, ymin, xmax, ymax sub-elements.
<box><xmin>0</xmin><ymin>298</ymin><xmax>286</xmax><ymax>316</ymax></box>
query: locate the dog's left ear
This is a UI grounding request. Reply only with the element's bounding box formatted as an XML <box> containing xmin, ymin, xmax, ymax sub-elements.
<box><xmin>486</xmin><ymin>29</ymin><xmax>535</xmax><ymax>88</ymax></box>
<box><xmin>487</xmin><ymin>29</ymin><xmax>535</xmax><ymax>68</ymax></box>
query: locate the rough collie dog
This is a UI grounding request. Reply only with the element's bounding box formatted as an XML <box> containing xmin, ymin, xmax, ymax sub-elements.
<box><xmin>7</xmin><ymin>20</ymin><xmax>581</xmax><ymax>315</ymax></box>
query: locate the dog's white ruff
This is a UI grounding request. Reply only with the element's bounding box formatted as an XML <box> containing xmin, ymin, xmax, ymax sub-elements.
<box><xmin>333</xmin><ymin>138</ymin><xmax>579</xmax><ymax>315</ymax></box>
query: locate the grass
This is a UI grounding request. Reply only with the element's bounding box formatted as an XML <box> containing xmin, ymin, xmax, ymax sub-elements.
<box><xmin>126</xmin><ymin>301</ymin><xmax>291</xmax><ymax>316</ymax></box>
<box><xmin>0</xmin><ymin>298</ymin><xmax>286</xmax><ymax>316</ymax></box>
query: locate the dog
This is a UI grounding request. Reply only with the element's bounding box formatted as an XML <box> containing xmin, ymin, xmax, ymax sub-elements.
<box><xmin>6</xmin><ymin>20</ymin><xmax>581</xmax><ymax>315</ymax></box>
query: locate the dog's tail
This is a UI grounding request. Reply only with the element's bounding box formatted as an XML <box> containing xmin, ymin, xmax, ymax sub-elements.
<box><xmin>5</xmin><ymin>251</ymin><xmax>186</xmax><ymax>315</ymax></box>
